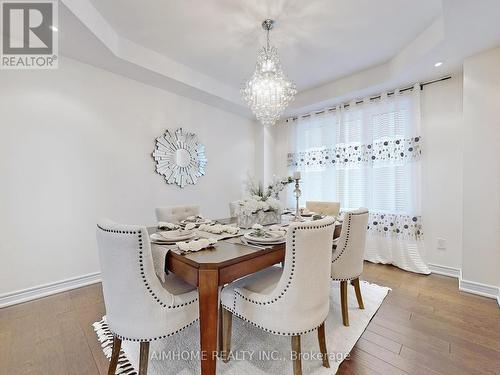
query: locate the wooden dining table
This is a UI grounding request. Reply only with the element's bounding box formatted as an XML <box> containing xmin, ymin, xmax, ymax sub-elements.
<box><xmin>162</xmin><ymin>218</ymin><xmax>342</xmax><ymax>375</ymax></box>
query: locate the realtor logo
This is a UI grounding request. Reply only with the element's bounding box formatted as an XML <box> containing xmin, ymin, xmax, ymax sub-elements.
<box><xmin>1</xmin><ymin>0</ymin><xmax>58</xmax><ymax>69</ymax></box>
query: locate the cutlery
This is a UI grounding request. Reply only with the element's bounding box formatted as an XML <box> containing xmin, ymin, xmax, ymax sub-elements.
<box><xmin>240</xmin><ymin>238</ymin><xmax>270</xmax><ymax>250</ymax></box>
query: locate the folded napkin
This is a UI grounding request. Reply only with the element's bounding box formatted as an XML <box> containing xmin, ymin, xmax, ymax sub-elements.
<box><xmin>153</xmin><ymin>229</ymin><xmax>193</xmax><ymax>240</ymax></box>
<box><xmin>186</xmin><ymin>215</ymin><xmax>203</xmax><ymax>221</ymax></box>
<box><xmin>176</xmin><ymin>238</ymin><xmax>217</xmax><ymax>252</ymax></box>
<box><xmin>157</xmin><ymin>221</ymin><xmax>180</xmax><ymax>230</ymax></box>
<box><xmin>184</xmin><ymin>215</ymin><xmax>211</xmax><ymax>224</ymax></box>
<box><xmin>198</xmin><ymin>223</ymin><xmax>240</xmax><ymax>235</ymax></box>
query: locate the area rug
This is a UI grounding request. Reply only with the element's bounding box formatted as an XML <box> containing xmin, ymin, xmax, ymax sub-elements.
<box><xmin>93</xmin><ymin>281</ymin><xmax>390</xmax><ymax>374</ymax></box>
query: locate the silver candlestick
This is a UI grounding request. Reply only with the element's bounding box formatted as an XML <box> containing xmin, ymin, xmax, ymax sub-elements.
<box><xmin>293</xmin><ymin>178</ymin><xmax>304</xmax><ymax>222</ymax></box>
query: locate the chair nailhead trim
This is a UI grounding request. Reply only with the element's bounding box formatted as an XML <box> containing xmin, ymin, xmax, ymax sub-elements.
<box><xmin>232</xmin><ymin>220</ymin><xmax>335</xmax><ymax>307</ymax></box>
<box><xmin>331</xmin><ymin>214</ymin><xmax>351</xmax><ymax>263</ymax></box>
<box><xmin>331</xmin><ymin>276</ymin><xmax>360</xmax><ymax>281</ymax></box>
<box><xmin>331</xmin><ymin>211</ymin><xmax>367</xmax><ymax>264</ymax></box>
<box><xmin>221</xmin><ymin>305</ymin><xmax>323</xmax><ymax>337</ymax></box>
<box><xmin>331</xmin><ymin>210</ymin><xmax>368</xmax><ymax>279</ymax></box>
<box><xmin>97</xmin><ymin>224</ymin><xmax>198</xmax><ymax>309</ymax></box>
<box><xmin>224</xmin><ymin>219</ymin><xmax>335</xmax><ymax>335</ymax></box>
<box><xmin>96</xmin><ymin>224</ymin><xmax>138</xmax><ymax>235</ymax></box>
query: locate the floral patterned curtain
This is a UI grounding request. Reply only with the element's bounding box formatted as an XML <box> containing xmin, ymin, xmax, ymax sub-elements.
<box><xmin>285</xmin><ymin>85</ymin><xmax>430</xmax><ymax>274</ymax></box>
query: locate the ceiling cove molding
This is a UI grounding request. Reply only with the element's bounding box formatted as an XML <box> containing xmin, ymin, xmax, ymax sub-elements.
<box><xmin>61</xmin><ymin>0</ymin><xmax>250</xmax><ymax>117</ymax></box>
<box><xmin>287</xmin><ymin>16</ymin><xmax>446</xmax><ymax>116</ymax></box>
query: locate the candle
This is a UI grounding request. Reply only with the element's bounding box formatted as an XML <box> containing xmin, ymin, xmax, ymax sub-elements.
<box><xmin>293</xmin><ymin>171</ymin><xmax>301</xmax><ymax>180</ymax></box>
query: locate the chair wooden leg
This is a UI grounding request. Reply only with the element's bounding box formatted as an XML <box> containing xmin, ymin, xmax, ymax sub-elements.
<box><xmin>317</xmin><ymin>322</ymin><xmax>330</xmax><ymax>368</ymax></box>
<box><xmin>291</xmin><ymin>335</ymin><xmax>302</xmax><ymax>375</ymax></box>
<box><xmin>351</xmin><ymin>278</ymin><xmax>365</xmax><ymax>309</ymax></box>
<box><xmin>340</xmin><ymin>280</ymin><xmax>349</xmax><ymax>326</ymax></box>
<box><xmin>221</xmin><ymin>307</ymin><xmax>233</xmax><ymax>363</ymax></box>
<box><xmin>108</xmin><ymin>336</ymin><xmax>122</xmax><ymax>375</ymax></box>
<box><xmin>138</xmin><ymin>342</ymin><xmax>150</xmax><ymax>375</ymax></box>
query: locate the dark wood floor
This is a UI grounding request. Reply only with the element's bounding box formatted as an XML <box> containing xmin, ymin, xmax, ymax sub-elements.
<box><xmin>1</xmin><ymin>262</ymin><xmax>499</xmax><ymax>375</ymax></box>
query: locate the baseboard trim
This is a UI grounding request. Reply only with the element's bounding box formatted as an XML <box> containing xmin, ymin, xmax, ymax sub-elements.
<box><xmin>0</xmin><ymin>272</ymin><xmax>101</xmax><ymax>308</ymax></box>
<box><xmin>428</xmin><ymin>263</ymin><xmax>461</xmax><ymax>278</ymax></box>
<box><xmin>459</xmin><ymin>278</ymin><xmax>500</xmax><ymax>301</ymax></box>
<box><xmin>428</xmin><ymin>263</ymin><xmax>499</xmax><ymax>308</ymax></box>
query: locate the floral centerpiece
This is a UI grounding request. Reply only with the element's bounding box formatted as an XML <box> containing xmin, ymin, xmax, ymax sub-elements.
<box><xmin>234</xmin><ymin>175</ymin><xmax>293</xmax><ymax>228</ymax></box>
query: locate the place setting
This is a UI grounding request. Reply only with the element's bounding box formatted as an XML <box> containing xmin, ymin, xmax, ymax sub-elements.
<box><xmin>151</xmin><ymin>218</ymin><xmax>244</xmax><ymax>255</ymax></box>
<box><xmin>241</xmin><ymin>223</ymin><xmax>287</xmax><ymax>249</ymax></box>
<box><xmin>150</xmin><ymin>220</ymin><xmax>215</xmax><ymax>254</ymax></box>
<box><xmin>151</xmin><ymin>231</ymin><xmax>218</xmax><ymax>255</ymax></box>
<box><xmin>150</xmin><ymin>229</ymin><xmax>196</xmax><ymax>245</ymax></box>
<box><xmin>179</xmin><ymin>214</ymin><xmax>213</xmax><ymax>228</ymax></box>
<box><xmin>152</xmin><ymin>220</ymin><xmax>196</xmax><ymax>244</ymax></box>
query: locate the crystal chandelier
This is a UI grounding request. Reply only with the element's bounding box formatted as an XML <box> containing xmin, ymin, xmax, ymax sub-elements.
<box><xmin>241</xmin><ymin>19</ymin><xmax>297</xmax><ymax>126</ymax></box>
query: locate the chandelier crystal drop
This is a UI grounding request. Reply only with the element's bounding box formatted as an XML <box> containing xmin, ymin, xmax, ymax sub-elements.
<box><xmin>241</xmin><ymin>19</ymin><xmax>297</xmax><ymax>126</ymax></box>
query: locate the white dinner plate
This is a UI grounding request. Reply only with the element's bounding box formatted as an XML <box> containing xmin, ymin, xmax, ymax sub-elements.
<box><xmin>245</xmin><ymin>238</ymin><xmax>286</xmax><ymax>246</ymax></box>
<box><xmin>244</xmin><ymin>231</ymin><xmax>285</xmax><ymax>244</ymax></box>
<box><xmin>180</xmin><ymin>219</ymin><xmax>212</xmax><ymax>226</ymax></box>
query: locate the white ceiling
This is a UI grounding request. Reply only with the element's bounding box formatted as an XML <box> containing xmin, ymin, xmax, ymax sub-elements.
<box><xmin>87</xmin><ymin>0</ymin><xmax>442</xmax><ymax>90</ymax></box>
<box><xmin>60</xmin><ymin>0</ymin><xmax>500</xmax><ymax>118</ymax></box>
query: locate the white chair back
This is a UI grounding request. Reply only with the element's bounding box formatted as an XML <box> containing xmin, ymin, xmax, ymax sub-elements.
<box><xmin>331</xmin><ymin>208</ymin><xmax>369</xmax><ymax>280</ymax></box>
<box><xmin>155</xmin><ymin>205</ymin><xmax>199</xmax><ymax>223</ymax></box>
<box><xmin>96</xmin><ymin>219</ymin><xmax>185</xmax><ymax>340</ymax></box>
<box><xmin>306</xmin><ymin>201</ymin><xmax>341</xmax><ymax>217</ymax></box>
<box><xmin>267</xmin><ymin>217</ymin><xmax>335</xmax><ymax>332</ymax></box>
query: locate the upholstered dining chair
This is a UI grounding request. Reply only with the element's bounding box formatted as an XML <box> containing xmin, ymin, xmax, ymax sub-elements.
<box><xmin>330</xmin><ymin>208</ymin><xmax>369</xmax><ymax>326</ymax></box>
<box><xmin>96</xmin><ymin>219</ymin><xmax>199</xmax><ymax>375</ymax></box>
<box><xmin>155</xmin><ymin>205</ymin><xmax>199</xmax><ymax>223</ymax></box>
<box><xmin>220</xmin><ymin>217</ymin><xmax>336</xmax><ymax>375</ymax></box>
<box><xmin>306</xmin><ymin>201</ymin><xmax>341</xmax><ymax>217</ymax></box>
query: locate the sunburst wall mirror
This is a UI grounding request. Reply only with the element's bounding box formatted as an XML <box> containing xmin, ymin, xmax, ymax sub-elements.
<box><xmin>152</xmin><ymin>128</ymin><xmax>207</xmax><ymax>188</ymax></box>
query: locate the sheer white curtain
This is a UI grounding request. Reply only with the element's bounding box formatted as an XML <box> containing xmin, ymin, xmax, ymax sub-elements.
<box><xmin>285</xmin><ymin>86</ymin><xmax>429</xmax><ymax>274</ymax></box>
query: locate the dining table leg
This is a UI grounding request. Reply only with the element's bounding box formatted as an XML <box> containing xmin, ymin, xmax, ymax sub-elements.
<box><xmin>198</xmin><ymin>267</ymin><xmax>219</xmax><ymax>375</ymax></box>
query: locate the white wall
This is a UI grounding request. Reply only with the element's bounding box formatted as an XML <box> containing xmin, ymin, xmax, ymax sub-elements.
<box><xmin>0</xmin><ymin>57</ymin><xmax>255</xmax><ymax>296</ymax></box>
<box><xmin>461</xmin><ymin>47</ymin><xmax>500</xmax><ymax>288</ymax></box>
<box><xmin>421</xmin><ymin>75</ymin><xmax>464</xmax><ymax>270</ymax></box>
<box><xmin>254</xmin><ymin>123</ymin><xmax>280</xmax><ymax>187</ymax></box>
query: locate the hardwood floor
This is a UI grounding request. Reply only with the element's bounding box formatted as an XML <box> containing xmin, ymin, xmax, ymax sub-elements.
<box><xmin>1</xmin><ymin>263</ymin><xmax>499</xmax><ymax>375</ymax></box>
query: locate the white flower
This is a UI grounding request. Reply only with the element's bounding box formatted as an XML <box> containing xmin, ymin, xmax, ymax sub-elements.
<box><xmin>267</xmin><ymin>197</ymin><xmax>282</xmax><ymax>211</ymax></box>
<box><xmin>252</xmin><ymin>224</ymin><xmax>263</xmax><ymax>230</ymax></box>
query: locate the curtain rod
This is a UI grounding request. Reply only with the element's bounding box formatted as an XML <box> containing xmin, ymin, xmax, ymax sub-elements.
<box><xmin>285</xmin><ymin>75</ymin><xmax>452</xmax><ymax>122</ymax></box>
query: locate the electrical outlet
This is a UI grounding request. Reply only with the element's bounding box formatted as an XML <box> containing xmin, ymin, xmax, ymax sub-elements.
<box><xmin>437</xmin><ymin>238</ymin><xmax>447</xmax><ymax>250</ymax></box>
